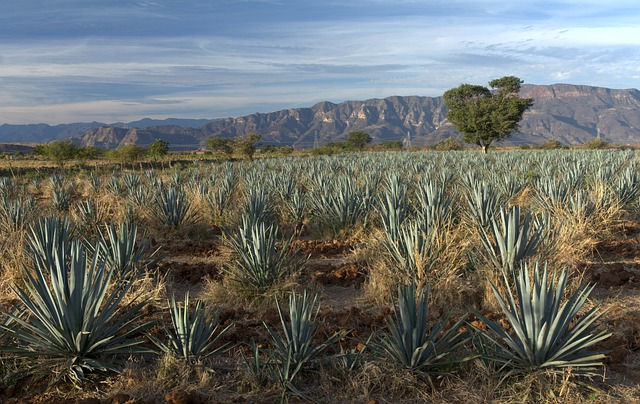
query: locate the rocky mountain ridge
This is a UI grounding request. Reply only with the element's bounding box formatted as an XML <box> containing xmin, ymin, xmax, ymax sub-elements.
<box><xmin>3</xmin><ymin>84</ymin><xmax>640</xmax><ymax>148</ymax></box>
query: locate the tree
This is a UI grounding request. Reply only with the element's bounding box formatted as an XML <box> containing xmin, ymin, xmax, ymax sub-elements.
<box><xmin>443</xmin><ymin>76</ymin><xmax>533</xmax><ymax>154</ymax></box>
<box><xmin>260</xmin><ymin>144</ymin><xmax>294</xmax><ymax>155</ymax></box>
<box><xmin>76</xmin><ymin>146</ymin><xmax>104</xmax><ymax>165</ymax></box>
<box><xmin>345</xmin><ymin>131</ymin><xmax>372</xmax><ymax>151</ymax></box>
<box><xmin>108</xmin><ymin>144</ymin><xmax>147</xmax><ymax>167</ymax></box>
<box><xmin>147</xmin><ymin>139</ymin><xmax>169</xmax><ymax>160</ymax></box>
<box><xmin>42</xmin><ymin>140</ymin><xmax>82</xmax><ymax>168</ymax></box>
<box><xmin>206</xmin><ymin>137</ymin><xmax>234</xmax><ymax>159</ymax></box>
<box><xmin>235</xmin><ymin>133</ymin><xmax>262</xmax><ymax>160</ymax></box>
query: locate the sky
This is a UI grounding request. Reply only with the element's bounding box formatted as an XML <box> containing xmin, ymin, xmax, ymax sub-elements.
<box><xmin>1</xmin><ymin>0</ymin><xmax>640</xmax><ymax>124</ymax></box>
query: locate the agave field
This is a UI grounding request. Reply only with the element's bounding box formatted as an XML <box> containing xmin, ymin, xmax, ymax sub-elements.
<box><xmin>1</xmin><ymin>149</ymin><xmax>640</xmax><ymax>403</ymax></box>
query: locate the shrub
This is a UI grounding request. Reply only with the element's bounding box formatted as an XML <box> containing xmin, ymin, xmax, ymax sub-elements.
<box><xmin>432</xmin><ymin>137</ymin><xmax>463</xmax><ymax>151</ymax></box>
<box><xmin>583</xmin><ymin>138</ymin><xmax>609</xmax><ymax>149</ymax></box>
<box><xmin>540</xmin><ymin>139</ymin><xmax>567</xmax><ymax>149</ymax></box>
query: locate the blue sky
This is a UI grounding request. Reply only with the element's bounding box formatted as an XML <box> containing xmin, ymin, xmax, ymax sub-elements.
<box><xmin>1</xmin><ymin>0</ymin><xmax>639</xmax><ymax>124</ymax></box>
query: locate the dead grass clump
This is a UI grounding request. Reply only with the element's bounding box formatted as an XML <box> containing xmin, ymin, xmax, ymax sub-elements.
<box><xmin>0</xmin><ymin>230</ymin><xmax>29</xmax><ymax>297</ymax></box>
<box><xmin>363</xmin><ymin>224</ymin><xmax>473</xmax><ymax>313</ymax></box>
<box><xmin>105</xmin><ymin>354</ymin><xmax>230</xmax><ymax>403</ymax></box>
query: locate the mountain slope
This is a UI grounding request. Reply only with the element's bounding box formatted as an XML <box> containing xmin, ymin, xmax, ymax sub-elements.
<box><xmin>3</xmin><ymin>84</ymin><xmax>640</xmax><ymax>148</ymax></box>
<box><xmin>195</xmin><ymin>84</ymin><xmax>640</xmax><ymax>147</ymax></box>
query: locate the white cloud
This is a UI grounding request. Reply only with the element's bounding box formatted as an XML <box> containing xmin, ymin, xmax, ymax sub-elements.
<box><xmin>1</xmin><ymin>0</ymin><xmax>640</xmax><ymax>123</ymax></box>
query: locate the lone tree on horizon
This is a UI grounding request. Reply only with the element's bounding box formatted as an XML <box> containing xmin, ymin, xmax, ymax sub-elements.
<box><xmin>443</xmin><ymin>76</ymin><xmax>533</xmax><ymax>154</ymax></box>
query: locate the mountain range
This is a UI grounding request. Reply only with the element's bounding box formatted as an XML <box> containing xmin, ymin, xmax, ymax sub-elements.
<box><xmin>2</xmin><ymin>84</ymin><xmax>640</xmax><ymax>149</ymax></box>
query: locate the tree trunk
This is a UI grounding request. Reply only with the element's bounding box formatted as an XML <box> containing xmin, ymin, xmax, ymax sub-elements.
<box><xmin>481</xmin><ymin>144</ymin><xmax>489</xmax><ymax>154</ymax></box>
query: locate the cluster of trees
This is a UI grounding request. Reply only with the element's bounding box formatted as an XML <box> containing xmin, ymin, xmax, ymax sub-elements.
<box><xmin>206</xmin><ymin>133</ymin><xmax>263</xmax><ymax>160</ymax></box>
<box><xmin>33</xmin><ymin>139</ymin><xmax>170</xmax><ymax>167</ymax></box>
<box><xmin>309</xmin><ymin>131</ymin><xmax>373</xmax><ymax>155</ymax></box>
<box><xmin>32</xmin><ymin>141</ymin><xmax>103</xmax><ymax>167</ymax></box>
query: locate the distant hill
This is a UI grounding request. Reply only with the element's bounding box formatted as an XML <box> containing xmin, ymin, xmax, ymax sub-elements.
<box><xmin>0</xmin><ymin>119</ymin><xmax>214</xmax><ymax>144</ymax></box>
<box><xmin>3</xmin><ymin>84</ymin><xmax>640</xmax><ymax>148</ymax></box>
<box><xmin>195</xmin><ymin>84</ymin><xmax>640</xmax><ymax>148</ymax></box>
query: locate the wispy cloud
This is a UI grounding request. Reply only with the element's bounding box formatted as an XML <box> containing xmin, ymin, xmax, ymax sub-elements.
<box><xmin>0</xmin><ymin>0</ymin><xmax>639</xmax><ymax>123</ymax></box>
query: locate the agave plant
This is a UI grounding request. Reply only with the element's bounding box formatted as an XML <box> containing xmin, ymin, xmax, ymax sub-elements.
<box><xmin>152</xmin><ymin>185</ymin><xmax>197</xmax><ymax>229</ymax></box>
<box><xmin>0</xmin><ymin>177</ymin><xmax>15</xmax><ymax>198</ymax></box>
<box><xmin>263</xmin><ymin>290</ymin><xmax>341</xmax><ymax>397</ymax></box>
<box><xmin>0</xmin><ymin>240</ymin><xmax>152</xmax><ymax>384</ymax></box>
<box><xmin>50</xmin><ymin>182</ymin><xmax>72</xmax><ymax>213</ymax></box>
<box><xmin>477</xmin><ymin>206</ymin><xmax>543</xmax><ymax>273</ymax></box>
<box><xmin>471</xmin><ymin>262</ymin><xmax>610</xmax><ymax>377</ymax></box>
<box><xmin>377</xmin><ymin>172</ymin><xmax>410</xmax><ymax>238</ymax></box>
<box><xmin>107</xmin><ymin>174</ymin><xmax>124</xmax><ymax>197</ymax></box>
<box><xmin>93</xmin><ymin>222</ymin><xmax>161</xmax><ymax>280</ymax></box>
<box><xmin>74</xmin><ymin>197</ymin><xmax>107</xmax><ymax>235</ymax></box>
<box><xmin>149</xmin><ymin>292</ymin><xmax>232</xmax><ymax>363</ymax></box>
<box><xmin>0</xmin><ymin>196</ymin><xmax>33</xmax><ymax>233</ymax></box>
<box><xmin>122</xmin><ymin>172</ymin><xmax>140</xmax><ymax>193</ymax></box>
<box><xmin>612</xmin><ymin>166</ymin><xmax>640</xmax><ymax>207</ymax></box>
<box><xmin>223</xmin><ymin>217</ymin><xmax>302</xmax><ymax>295</ymax></box>
<box><xmin>242</xmin><ymin>187</ymin><xmax>276</xmax><ymax>226</ymax></box>
<box><xmin>378</xmin><ymin>220</ymin><xmax>441</xmax><ymax>284</ymax></box>
<box><xmin>26</xmin><ymin>215</ymin><xmax>74</xmax><ymax>270</ymax></box>
<box><xmin>87</xmin><ymin>172</ymin><xmax>101</xmax><ymax>193</ymax></box>
<box><xmin>126</xmin><ymin>185</ymin><xmax>150</xmax><ymax>207</ymax></box>
<box><xmin>310</xmin><ymin>174</ymin><xmax>370</xmax><ymax>236</ymax></box>
<box><xmin>375</xmin><ymin>282</ymin><xmax>470</xmax><ymax>380</ymax></box>
<box><xmin>414</xmin><ymin>179</ymin><xmax>454</xmax><ymax>231</ymax></box>
<box><xmin>534</xmin><ymin>177</ymin><xmax>571</xmax><ymax>212</ymax></box>
<box><xmin>280</xmin><ymin>187</ymin><xmax>307</xmax><ymax>235</ymax></box>
<box><xmin>463</xmin><ymin>180</ymin><xmax>500</xmax><ymax>229</ymax></box>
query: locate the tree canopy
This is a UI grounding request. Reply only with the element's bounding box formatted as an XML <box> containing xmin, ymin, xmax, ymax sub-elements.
<box><xmin>206</xmin><ymin>137</ymin><xmax>234</xmax><ymax>158</ymax></box>
<box><xmin>345</xmin><ymin>131</ymin><xmax>372</xmax><ymax>151</ymax></box>
<box><xmin>37</xmin><ymin>140</ymin><xmax>85</xmax><ymax>168</ymax></box>
<box><xmin>443</xmin><ymin>76</ymin><xmax>533</xmax><ymax>153</ymax></box>
<box><xmin>147</xmin><ymin>139</ymin><xmax>169</xmax><ymax>159</ymax></box>
<box><xmin>235</xmin><ymin>133</ymin><xmax>262</xmax><ymax>160</ymax></box>
<box><xmin>108</xmin><ymin>144</ymin><xmax>147</xmax><ymax>166</ymax></box>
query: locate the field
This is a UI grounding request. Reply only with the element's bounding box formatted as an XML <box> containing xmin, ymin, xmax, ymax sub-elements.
<box><xmin>1</xmin><ymin>149</ymin><xmax>640</xmax><ymax>403</ymax></box>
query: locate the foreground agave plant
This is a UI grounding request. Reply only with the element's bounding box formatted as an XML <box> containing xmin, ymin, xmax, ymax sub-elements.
<box><xmin>478</xmin><ymin>206</ymin><xmax>543</xmax><ymax>273</ymax></box>
<box><xmin>472</xmin><ymin>262</ymin><xmax>610</xmax><ymax>377</ymax></box>
<box><xmin>376</xmin><ymin>282</ymin><xmax>470</xmax><ymax>381</ymax></box>
<box><xmin>94</xmin><ymin>222</ymin><xmax>161</xmax><ymax>280</ymax></box>
<box><xmin>263</xmin><ymin>290</ymin><xmax>341</xmax><ymax>398</ymax></box>
<box><xmin>0</xmin><ymin>240</ymin><xmax>152</xmax><ymax>384</ymax></box>
<box><xmin>223</xmin><ymin>217</ymin><xmax>302</xmax><ymax>295</ymax></box>
<box><xmin>149</xmin><ymin>292</ymin><xmax>232</xmax><ymax>363</ymax></box>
